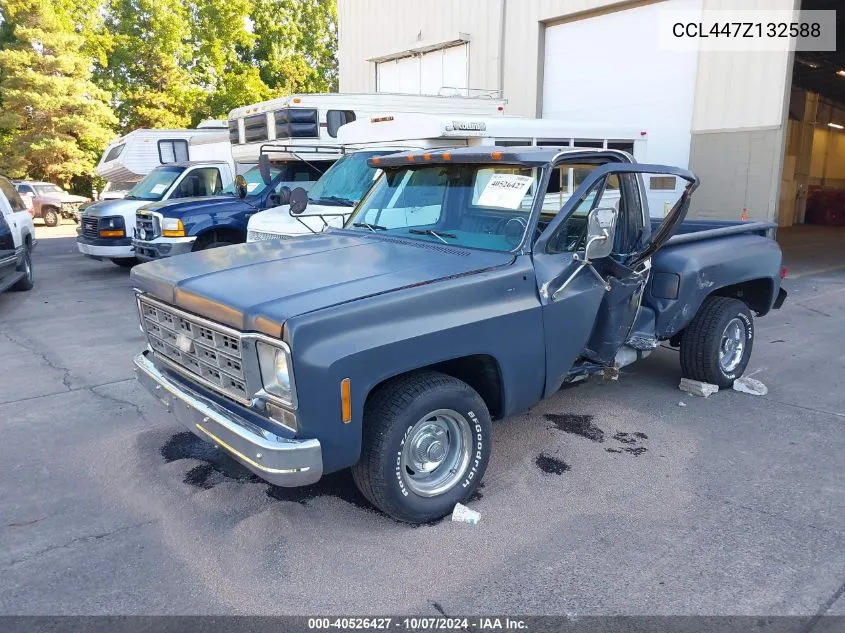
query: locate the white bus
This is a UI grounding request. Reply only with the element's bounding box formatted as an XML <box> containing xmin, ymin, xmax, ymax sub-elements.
<box><xmin>246</xmin><ymin>114</ymin><xmax>649</xmax><ymax>241</ymax></box>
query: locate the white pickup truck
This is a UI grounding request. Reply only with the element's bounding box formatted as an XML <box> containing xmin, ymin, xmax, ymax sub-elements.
<box><xmin>77</xmin><ymin>161</ymin><xmax>234</xmax><ymax>267</ymax></box>
<box><xmin>0</xmin><ymin>175</ymin><xmax>36</xmax><ymax>293</ymax></box>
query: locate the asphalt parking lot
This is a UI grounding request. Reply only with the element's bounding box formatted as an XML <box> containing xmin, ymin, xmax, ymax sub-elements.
<box><xmin>1</xmin><ymin>225</ymin><xmax>844</xmax><ymax>616</ymax></box>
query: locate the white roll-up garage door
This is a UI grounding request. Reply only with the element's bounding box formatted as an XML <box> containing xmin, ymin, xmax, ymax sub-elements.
<box><xmin>542</xmin><ymin>0</ymin><xmax>702</xmax><ymax>215</ymax></box>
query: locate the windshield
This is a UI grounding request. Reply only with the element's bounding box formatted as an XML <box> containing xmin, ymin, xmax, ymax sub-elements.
<box><xmin>33</xmin><ymin>184</ymin><xmax>64</xmax><ymax>195</ymax></box>
<box><xmin>102</xmin><ymin>181</ymin><xmax>135</xmax><ymax>193</ymax></box>
<box><xmin>306</xmin><ymin>151</ymin><xmax>386</xmax><ymax>206</ymax></box>
<box><xmin>345</xmin><ymin>164</ymin><xmax>539</xmax><ymax>252</ymax></box>
<box><xmin>222</xmin><ymin>166</ymin><xmax>282</xmax><ymax>197</ymax></box>
<box><xmin>126</xmin><ymin>166</ymin><xmax>185</xmax><ymax>201</ymax></box>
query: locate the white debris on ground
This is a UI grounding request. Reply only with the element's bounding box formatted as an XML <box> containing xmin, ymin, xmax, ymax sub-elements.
<box><xmin>733</xmin><ymin>376</ymin><xmax>768</xmax><ymax>396</ymax></box>
<box><xmin>679</xmin><ymin>377</ymin><xmax>720</xmax><ymax>398</ymax></box>
<box><xmin>451</xmin><ymin>502</ymin><xmax>480</xmax><ymax>525</ymax></box>
<box><xmin>678</xmin><ymin>401</ymin><xmax>687</xmax><ymax>407</ymax></box>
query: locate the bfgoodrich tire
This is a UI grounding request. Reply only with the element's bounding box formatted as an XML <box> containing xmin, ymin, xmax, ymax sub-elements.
<box><xmin>352</xmin><ymin>370</ymin><xmax>492</xmax><ymax>524</ymax></box>
<box><xmin>680</xmin><ymin>297</ymin><xmax>754</xmax><ymax>388</ymax></box>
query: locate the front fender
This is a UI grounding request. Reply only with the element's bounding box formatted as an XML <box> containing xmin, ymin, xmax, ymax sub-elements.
<box><xmin>285</xmin><ymin>258</ymin><xmax>546</xmax><ymax>474</ymax></box>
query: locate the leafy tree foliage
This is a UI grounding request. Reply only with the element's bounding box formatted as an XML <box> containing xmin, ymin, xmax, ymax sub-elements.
<box><xmin>0</xmin><ymin>0</ymin><xmax>117</xmax><ymax>185</ymax></box>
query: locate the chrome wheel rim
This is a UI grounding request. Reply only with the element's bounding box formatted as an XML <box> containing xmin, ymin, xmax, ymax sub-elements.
<box><xmin>400</xmin><ymin>409</ymin><xmax>472</xmax><ymax>497</ymax></box>
<box><xmin>719</xmin><ymin>317</ymin><xmax>746</xmax><ymax>373</ymax></box>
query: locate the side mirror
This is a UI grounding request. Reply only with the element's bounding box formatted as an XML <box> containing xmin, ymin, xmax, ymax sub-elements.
<box><xmin>289</xmin><ymin>187</ymin><xmax>308</xmax><ymax>215</ymax></box>
<box><xmin>584</xmin><ymin>206</ymin><xmax>618</xmax><ymax>261</ymax></box>
<box><xmin>234</xmin><ymin>174</ymin><xmax>248</xmax><ymax>199</ymax></box>
<box><xmin>258</xmin><ymin>154</ymin><xmax>272</xmax><ymax>185</ymax></box>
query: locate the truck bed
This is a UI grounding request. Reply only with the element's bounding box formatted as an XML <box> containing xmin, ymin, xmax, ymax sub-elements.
<box><xmin>653</xmin><ymin>218</ymin><xmax>776</xmax><ymax>246</ymax></box>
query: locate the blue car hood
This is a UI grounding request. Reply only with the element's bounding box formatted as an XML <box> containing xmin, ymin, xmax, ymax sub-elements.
<box><xmin>130</xmin><ymin>231</ymin><xmax>512</xmax><ymax>336</ymax></box>
<box><xmin>141</xmin><ymin>195</ymin><xmax>251</xmax><ymax>216</ymax></box>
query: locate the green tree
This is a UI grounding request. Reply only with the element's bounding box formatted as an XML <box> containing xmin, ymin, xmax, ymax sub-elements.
<box><xmin>250</xmin><ymin>0</ymin><xmax>338</xmax><ymax>94</ymax></box>
<box><xmin>0</xmin><ymin>0</ymin><xmax>117</xmax><ymax>186</ymax></box>
<box><xmin>99</xmin><ymin>0</ymin><xmax>202</xmax><ymax>130</ymax></box>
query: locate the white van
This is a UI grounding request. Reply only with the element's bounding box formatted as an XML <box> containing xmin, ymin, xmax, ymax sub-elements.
<box><xmin>95</xmin><ymin>121</ymin><xmax>232</xmax><ymax>188</ymax></box>
<box><xmin>246</xmin><ymin>114</ymin><xmax>648</xmax><ymax>241</ymax></box>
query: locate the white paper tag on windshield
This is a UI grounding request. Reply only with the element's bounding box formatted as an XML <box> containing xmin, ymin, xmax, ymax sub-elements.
<box><xmin>149</xmin><ymin>183</ymin><xmax>167</xmax><ymax>194</ymax></box>
<box><xmin>247</xmin><ymin>182</ymin><xmax>260</xmax><ymax>192</ymax></box>
<box><xmin>476</xmin><ymin>174</ymin><xmax>533</xmax><ymax>209</ymax></box>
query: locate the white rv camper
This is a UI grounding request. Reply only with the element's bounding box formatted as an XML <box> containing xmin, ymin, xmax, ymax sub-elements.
<box><xmin>95</xmin><ymin>120</ymin><xmax>231</xmax><ymax>187</ymax></box>
<box><xmin>246</xmin><ymin>114</ymin><xmax>649</xmax><ymax>241</ymax></box>
<box><xmin>227</xmin><ymin>92</ymin><xmax>508</xmax><ymax>166</ymax></box>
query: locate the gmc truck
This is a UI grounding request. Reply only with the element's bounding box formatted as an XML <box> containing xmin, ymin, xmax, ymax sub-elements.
<box><xmin>131</xmin><ymin>147</ymin><xmax>787</xmax><ymax>523</ymax></box>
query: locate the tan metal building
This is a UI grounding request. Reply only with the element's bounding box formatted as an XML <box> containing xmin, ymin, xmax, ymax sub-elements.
<box><xmin>338</xmin><ymin>0</ymin><xmax>844</xmax><ymax>226</ymax></box>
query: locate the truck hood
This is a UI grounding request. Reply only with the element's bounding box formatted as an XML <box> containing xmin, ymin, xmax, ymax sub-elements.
<box><xmin>40</xmin><ymin>193</ymin><xmax>88</xmax><ymax>204</ymax></box>
<box><xmin>81</xmin><ymin>197</ymin><xmax>146</xmax><ymax>217</ymax></box>
<box><xmin>131</xmin><ymin>230</ymin><xmax>512</xmax><ymax>336</ymax></box>
<box><xmin>142</xmin><ymin>195</ymin><xmax>251</xmax><ymax>217</ymax></box>
<box><xmin>248</xmin><ymin>203</ymin><xmax>347</xmax><ymax>236</ymax></box>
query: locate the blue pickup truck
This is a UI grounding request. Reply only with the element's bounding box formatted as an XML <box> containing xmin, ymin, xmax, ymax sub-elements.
<box><xmin>131</xmin><ymin>146</ymin><xmax>786</xmax><ymax>523</ymax></box>
<box><xmin>133</xmin><ymin>161</ymin><xmax>329</xmax><ymax>261</ymax></box>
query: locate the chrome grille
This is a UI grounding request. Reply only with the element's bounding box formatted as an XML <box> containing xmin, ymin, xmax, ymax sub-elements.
<box><xmin>139</xmin><ymin>296</ymin><xmax>249</xmax><ymax>404</ymax></box>
<box><xmin>81</xmin><ymin>216</ymin><xmax>99</xmax><ymax>239</ymax></box>
<box><xmin>136</xmin><ymin>212</ymin><xmax>160</xmax><ymax>240</ymax></box>
<box><xmin>247</xmin><ymin>230</ymin><xmax>291</xmax><ymax>242</ymax></box>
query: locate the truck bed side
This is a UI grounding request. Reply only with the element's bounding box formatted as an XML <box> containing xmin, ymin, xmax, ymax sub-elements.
<box><xmin>644</xmin><ymin>229</ymin><xmax>783</xmax><ymax>340</ymax></box>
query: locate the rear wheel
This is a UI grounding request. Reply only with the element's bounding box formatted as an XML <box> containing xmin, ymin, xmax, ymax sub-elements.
<box><xmin>12</xmin><ymin>246</ymin><xmax>33</xmax><ymax>291</ymax></box>
<box><xmin>352</xmin><ymin>370</ymin><xmax>491</xmax><ymax>524</ymax></box>
<box><xmin>680</xmin><ymin>297</ymin><xmax>754</xmax><ymax>388</ymax></box>
<box><xmin>42</xmin><ymin>208</ymin><xmax>60</xmax><ymax>227</ymax></box>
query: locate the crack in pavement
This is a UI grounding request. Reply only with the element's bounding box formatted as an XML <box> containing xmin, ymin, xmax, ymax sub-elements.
<box><xmin>0</xmin><ymin>330</ymin><xmax>73</xmax><ymax>391</ymax></box>
<box><xmin>0</xmin><ymin>377</ymin><xmax>135</xmax><ymax>407</ymax></box>
<box><xmin>89</xmin><ymin>384</ymin><xmax>150</xmax><ymax>424</ymax></box>
<box><xmin>800</xmin><ymin>578</ymin><xmax>845</xmax><ymax>633</ymax></box>
<box><xmin>4</xmin><ymin>519</ymin><xmax>157</xmax><ymax>568</ymax></box>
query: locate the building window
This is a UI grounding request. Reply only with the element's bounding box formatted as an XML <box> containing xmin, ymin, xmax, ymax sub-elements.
<box><xmin>104</xmin><ymin>143</ymin><xmax>125</xmax><ymax>162</ymax></box>
<box><xmin>158</xmin><ymin>139</ymin><xmax>189</xmax><ymax>164</ymax></box>
<box><xmin>376</xmin><ymin>43</ymin><xmax>468</xmax><ymax>96</ymax></box>
<box><xmin>649</xmin><ymin>176</ymin><xmax>677</xmax><ymax>191</ymax></box>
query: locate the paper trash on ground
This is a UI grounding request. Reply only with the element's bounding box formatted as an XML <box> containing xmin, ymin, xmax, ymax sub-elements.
<box><xmin>451</xmin><ymin>502</ymin><xmax>480</xmax><ymax>525</ymax></box>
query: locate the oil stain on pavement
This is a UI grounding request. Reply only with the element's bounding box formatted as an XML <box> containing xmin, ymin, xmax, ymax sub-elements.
<box><xmin>535</xmin><ymin>453</ymin><xmax>571</xmax><ymax>475</ymax></box>
<box><xmin>544</xmin><ymin>413</ymin><xmax>605</xmax><ymax>442</ymax></box>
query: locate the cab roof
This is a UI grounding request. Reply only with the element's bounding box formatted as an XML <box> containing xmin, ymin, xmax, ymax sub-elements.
<box><xmin>369</xmin><ymin>146</ymin><xmax>631</xmax><ymax>168</ymax></box>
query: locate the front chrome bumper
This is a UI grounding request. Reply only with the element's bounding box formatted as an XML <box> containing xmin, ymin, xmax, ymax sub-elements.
<box><xmin>133</xmin><ymin>236</ymin><xmax>196</xmax><ymax>262</ymax></box>
<box><xmin>134</xmin><ymin>351</ymin><xmax>322</xmax><ymax>487</ymax></box>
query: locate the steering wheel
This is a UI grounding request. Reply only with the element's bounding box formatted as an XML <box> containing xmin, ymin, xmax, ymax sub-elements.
<box><xmin>503</xmin><ymin>217</ymin><xmax>528</xmax><ymax>247</ymax></box>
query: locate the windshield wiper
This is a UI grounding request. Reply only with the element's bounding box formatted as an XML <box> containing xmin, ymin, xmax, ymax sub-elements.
<box><xmin>353</xmin><ymin>222</ymin><xmax>388</xmax><ymax>232</ymax></box>
<box><xmin>408</xmin><ymin>228</ymin><xmax>456</xmax><ymax>244</ymax></box>
<box><xmin>319</xmin><ymin>196</ymin><xmax>356</xmax><ymax>207</ymax></box>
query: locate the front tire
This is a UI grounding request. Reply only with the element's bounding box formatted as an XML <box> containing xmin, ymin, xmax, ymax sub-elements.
<box><xmin>680</xmin><ymin>297</ymin><xmax>754</xmax><ymax>388</ymax></box>
<box><xmin>352</xmin><ymin>371</ymin><xmax>491</xmax><ymax>524</ymax></box>
<box><xmin>42</xmin><ymin>208</ymin><xmax>60</xmax><ymax>227</ymax></box>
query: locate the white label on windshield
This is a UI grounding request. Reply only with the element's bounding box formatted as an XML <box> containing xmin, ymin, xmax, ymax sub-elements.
<box><xmin>247</xmin><ymin>182</ymin><xmax>260</xmax><ymax>192</ymax></box>
<box><xmin>476</xmin><ymin>174</ymin><xmax>533</xmax><ymax>209</ymax></box>
<box><xmin>150</xmin><ymin>184</ymin><xmax>167</xmax><ymax>194</ymax></box>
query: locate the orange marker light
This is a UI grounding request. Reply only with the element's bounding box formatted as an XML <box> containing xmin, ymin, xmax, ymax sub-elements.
<box><xmin>423</xmin><ymin>153</ymin><xmax>432</xmax><ymax>161</ymax></box>
<box><xmin>371</xmin><ymin>156</ymin><xmax>381</xmax><ymax>165</ymax></box>
<box><xmin>442</xmin><ymin>152</ymin><xmax>452</xmax><ymax>161</ymax></box>
<box><xmin>407</xmin><ymin>155</ymin><xmax>415</xmax><ymax>162</ymax></box>
<box><xmin>340</xmin><ymin>378</ymin><xmax>352</xmax><ymax>423</ymax></box>
<box><xmin>292</xmin><ymin>97</ymin><xmax>301</xmax><ymax>104</ymax></box>
<box><xmin>491</xmin><ymin>151</ymin><xmax>503</xmax><ymax>160</ymax></box>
